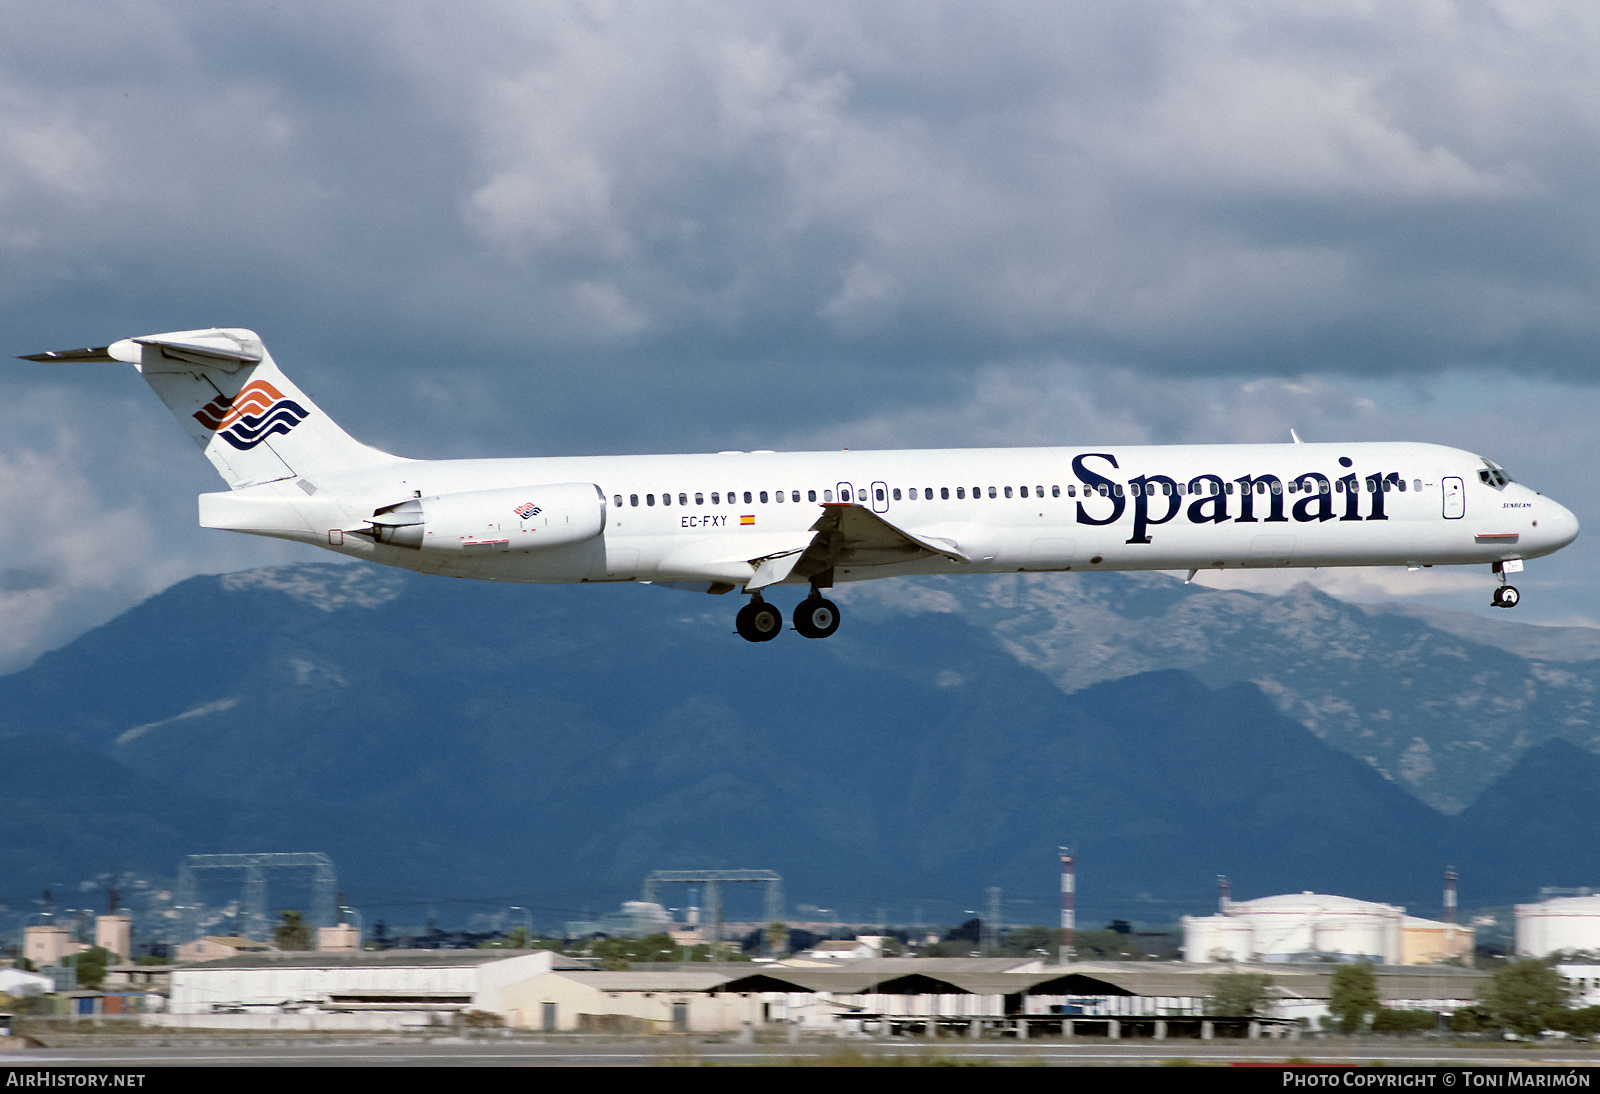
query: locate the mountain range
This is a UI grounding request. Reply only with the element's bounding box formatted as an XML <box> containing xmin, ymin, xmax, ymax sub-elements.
<box><xmin>3</xmin><ymin>562</ymin><xmax>1598</xmax><ymax>933</ymax></box>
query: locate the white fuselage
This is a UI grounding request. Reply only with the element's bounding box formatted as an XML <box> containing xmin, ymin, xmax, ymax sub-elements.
<box><xmin>203</xmin><ymin>440</ymin><xmax>1579</xmax><ymax>588</ymax></box>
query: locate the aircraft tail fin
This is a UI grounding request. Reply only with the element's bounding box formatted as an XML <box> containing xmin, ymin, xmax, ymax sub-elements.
<box><xmin>23</xmin><ymin>328</ymin><xmax>404</xmax><ymax>488</ymax></box>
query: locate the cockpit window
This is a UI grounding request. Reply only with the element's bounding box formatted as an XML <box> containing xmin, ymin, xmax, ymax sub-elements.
<box><xmin>1478</xmin><ymin>461</ymin><xmax>1514</xmax><ymax>489</ymax></box>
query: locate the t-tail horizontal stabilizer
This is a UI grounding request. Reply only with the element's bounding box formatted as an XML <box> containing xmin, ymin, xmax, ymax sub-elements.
<box><xmin>21</xmin><ymin>327</ymin><xmax>403</xmax><ymax>489</ymax></box>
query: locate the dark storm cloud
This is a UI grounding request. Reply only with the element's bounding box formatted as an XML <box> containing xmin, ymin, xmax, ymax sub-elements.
<box><xmin>3</xmin><ymin>0</ymin><xmax>1600</xmax><ymax>667</ymax></box>
<box><xmin>5</xmin><ymin>3</ymin><xmax>1600</xmax><ymax>408</ymax></box>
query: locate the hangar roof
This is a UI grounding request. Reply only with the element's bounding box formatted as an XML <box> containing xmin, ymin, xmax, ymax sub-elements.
<box><xmin>178</xmin><ymin>949</ymin><xmax>594</xmax><ymax>971</ymax></box>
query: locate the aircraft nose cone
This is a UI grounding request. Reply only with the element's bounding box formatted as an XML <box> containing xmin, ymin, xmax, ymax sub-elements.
<box><xmin>1548</xmin><ymin>500</ymin><xmax>1580</xmax><ymax>549</ymax></box>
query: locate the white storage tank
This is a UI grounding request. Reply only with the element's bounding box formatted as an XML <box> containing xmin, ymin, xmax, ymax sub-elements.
<box><xmin>1182</xmin><ymin>915</ymin><xmax>1256</xmax><ymax>963</ymax></box>
<box><xmin>1183</xmin><ymin>891</ymin><xmax>1405</xmax><ymax>964</ymax></box>
<box><xmin>1516</xmin><ymin>896</ymin><xmax>1600</xmax><ymax>957</ymax></box>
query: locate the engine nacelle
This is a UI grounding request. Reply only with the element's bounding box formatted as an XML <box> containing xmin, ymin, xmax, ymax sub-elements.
<box><xmin>367</xmin><ymin>483</ymin><xmax>605</xmax><ymax>552</ymax></box>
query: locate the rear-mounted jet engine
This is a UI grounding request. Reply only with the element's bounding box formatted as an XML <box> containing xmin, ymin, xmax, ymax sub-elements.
<box><xmin>362</xmin><ymin>482</ymin><xmax>605</xmax><ymax>552</ymax></box>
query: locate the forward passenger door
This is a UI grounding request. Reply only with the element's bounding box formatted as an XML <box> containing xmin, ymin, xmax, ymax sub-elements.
<box><xmin>1442</xmin><ymin>477</ymin><xmax>1465</xmax><ymax>519</ymax></box>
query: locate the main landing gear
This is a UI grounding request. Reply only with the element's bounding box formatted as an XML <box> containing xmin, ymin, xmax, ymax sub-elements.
<box><xmin>735</xmin><ymin>596</ymin><xmax>784</xmax><ymax>642</ymax></box>
<box><xmin>735</xmin><ymin>591</ymin><xmax>842</xmax><ymax>642</ymax></box>
<box><xmin>1491</xmin><ymin>560</ymin><xmax>1521</xmax><ymax>609</ymax></box>
<box><xmin>793</xmin><ymin>593</ymin><xmax>841</xmax><ymax>640</ymax></box>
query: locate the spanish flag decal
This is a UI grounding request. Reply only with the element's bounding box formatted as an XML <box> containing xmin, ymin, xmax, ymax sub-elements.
<box><xmin>740</xmin><ymin>514</ymin><xmax>755</xmax><ymax>526</ymax></box>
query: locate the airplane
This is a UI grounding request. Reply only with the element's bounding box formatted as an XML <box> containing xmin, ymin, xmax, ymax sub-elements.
<box><xmin>23</xmin><ymin>327</ymin><xmax>1580</xmax><ymax>643</ymax></box>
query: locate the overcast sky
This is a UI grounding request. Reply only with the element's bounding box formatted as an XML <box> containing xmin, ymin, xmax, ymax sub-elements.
<box><xmin>3</xmin><ymin>0</ymin><xmax>1599</xmax><ymax>671</ymax></box>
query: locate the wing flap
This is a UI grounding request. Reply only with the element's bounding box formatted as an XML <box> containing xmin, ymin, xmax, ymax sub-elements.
<box><xmin>653</xmin><ymin>505</ymin><xmax>971</xmax><ymax>592</ymax></box>
<box><xmin>788</xmin><ymin>503</ymin><xmax>971</xmax><ymax>582</ymax></box>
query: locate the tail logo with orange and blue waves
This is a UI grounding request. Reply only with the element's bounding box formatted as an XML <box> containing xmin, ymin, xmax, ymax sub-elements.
<box><xmin>193</xmin><ymin>380</ymin><xmax>309</xmax><ymax>451</ymax></box>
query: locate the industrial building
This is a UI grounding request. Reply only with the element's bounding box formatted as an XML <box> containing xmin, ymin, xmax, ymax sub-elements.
<box><xmin>1181</xmin><ymin>892</ymin><xmax>1472</xmax><ymax>965</ymax></box>
<box><xmin>1558</xmin><ymin>964</ymin><xmax>1600</xmax><ymax>1005</ymax></box>
<box><xmin>143</xmin><ymin>951</ymin><xmax>1485</xmax><ymax>1035</ymax></box>
<box><xmin>175</xmin><ymin>936</ymin><xmax>274</xmax><ymax>963</ymax></box>
<box><xmin>160</xmin><ymin>948</ymin><xmax>588</xmax><ymax>1030</ymax></box>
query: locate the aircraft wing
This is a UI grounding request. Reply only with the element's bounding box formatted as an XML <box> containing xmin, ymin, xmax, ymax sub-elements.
<box><xmin>768</xmin><ymin>502</ymin><xmax>971</xmax><ymax>589</ymax></box>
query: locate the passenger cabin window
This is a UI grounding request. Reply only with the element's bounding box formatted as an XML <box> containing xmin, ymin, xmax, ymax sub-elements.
<box><xmin>988</xmin><ymin>486</ymin><xmax>997</xmax><ymax>498</ymax></box>
<box><xmin>957</xmin><ymin>487</ymin><xmax>966</xmax><ymax>499</ymax></box>
<box><xmin>630</xmin><ymin>494</ymin><xmax>639</xmax><ymax>507</ymax></box>
<box><xmin>678</xmin><ymin>493</ymin><xmax>688</xmax><ymax>505</ymax></box>
<box><xmin>807</xmin><ymin>489</ymin><xmax>817</xmax><ymax>502</ymax></box>
<box><xmin>1052</xmin><ymin>485</ymin><xmax>1061</xmax><ymax>497</ymax></box>
<box><xmin>647</xmin><ymin>494</ymin><xmax>656</xmax><ymax>506</ymax></box>
<box><xmin>663</xmin><ymin>492</ymin><xmax>672</xmax><ymax>506</ymax></box>
<box><xmin>613</xmin><ymin>495</ymin><xmax>622</xmax><ymax>507</ymax></box>
<box><xmin>892</xmin><ymin>488</ymin><xmax>902</xmax><ymax>500</ymax></box>
<box><xmin>774</xmin><ymin>490</ymin><xmax>783</xmax><ymax>503</ymax></box>
<box><xmin>759</xmin><ymin>491</ymin><xmax>768</xmax><ymax>503</ymax></box>
<box><xmin>824</xmin><ymin>490</ymin><xmax>833</xmax><ymax>502</ymax></box>
<box><xmin>695</xmin><ymin>492</ymin><xmax>704</xmax><ymax>505</ymax></box>
<box><xmin>792</xmin><ymin>490</ymin><xmax>800</xmax><ymax>502</ymax></box>
<box><xmin>743</xmin><ymin>491</ymin><xmax>753</xmax><ymax>503</ymax></box>
<box><xmin>711</xmin><ymin>492</ymin><xmax>720</xmax><ymax>504</ymax></box>
<box><xmin>941</xmin><ymin>487</ymin><xmax>950</xmax><ymax>499</ymax></box>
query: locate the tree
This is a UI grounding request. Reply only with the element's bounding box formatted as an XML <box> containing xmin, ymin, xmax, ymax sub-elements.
<box><xmin>943</xmin><ymin>918</ymin><xmax>981</xmax><ymax>944</ymax></box>
<box><xmin>1327</xmin><ymin>962</ymin><xmax>1381</xmax><ymax>1034</ymax></box>
<box><xmin>587</xmin><ymin>933</ymin><xmax>691</xmax><ymax>969</ymax></box>
<box><xmin>1205</xmin><ymin>971</ymin><xmax>1273</xmax><ymax>1017</ymax></box>
<box><xmin>1555</xmin><ymin>1006</ymin><xmax>1600</xmax><ymax>1038</ymax></box>
<box><xmin>1072</xmin><ymin>929</ymin><xmax>1144</xmax><ymax>961</ymax></box>
<box><xmin>1371</xmin><ymin>1008</ymin><xmax>1439</xmax><ymax>1034</ymax></box>
<box><xmin>479</xmin><ymin>926</ymin><xmax>529</xmax><ymax>950</ymax></box>
<box><xmin>273</xmin><ymin>910</ymin><xmax>313</xmax><ymax>951</ymax></box>
<box><xmin>73</xmin><ymin>946</ymin><xmax>113</xmax><ymax>990</ymax></box>
<box><xmin>999</xmin><ymin>926</ymin><xmax>1064</xmax><ymax>959</ymax></box>
<box><xmin>1481</xmin><ymin>959</ymin><xmax>1572</xmax><ymax>1036</ymax></box>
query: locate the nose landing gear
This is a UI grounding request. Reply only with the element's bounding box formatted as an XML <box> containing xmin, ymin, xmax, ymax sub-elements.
<box><xmin>1491</xmin><ymin>560</ymin><xmax>1522</xmax><ymax>609</ymax></box>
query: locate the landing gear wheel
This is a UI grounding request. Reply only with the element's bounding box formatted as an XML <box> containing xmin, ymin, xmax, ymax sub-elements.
<box><xmin>736</xmin><ymin>600</ymin><xmax>784</xmax><ymax>642</ymax></box>
<box><xmin>1493</xmin><ymin>585</ymin><xmax>1520</xmax><ymax>609</ymax></box>
<box><xmin>793</xmin><ymin>597</ymin><xmax>841</xmax><ymax>639</ymax></box>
